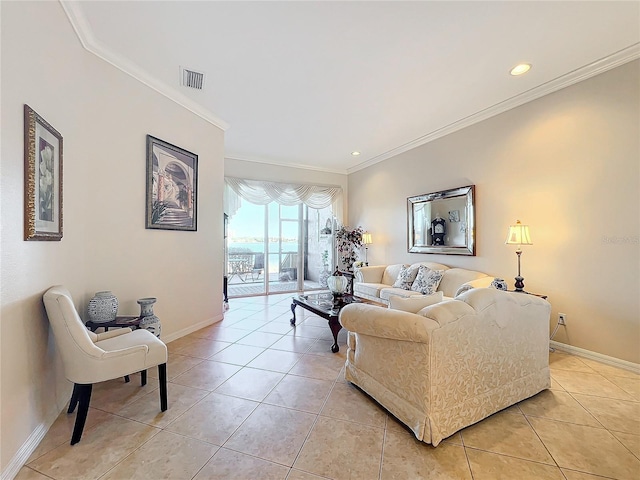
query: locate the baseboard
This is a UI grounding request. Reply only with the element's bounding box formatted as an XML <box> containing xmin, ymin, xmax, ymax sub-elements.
<box><xmin>550</xmin><ymin>341</ymin><xmax>640</xmax><ymax>374</ymax></box>
<box><xmin>0</xmin><ymin>416</ymin><xmax>55</xmax><ymax>480</ymax></box>
<box><xmin>161</xmin><ymin>314</ymin><xmax>223</xmax><ymax>344</ymax></box>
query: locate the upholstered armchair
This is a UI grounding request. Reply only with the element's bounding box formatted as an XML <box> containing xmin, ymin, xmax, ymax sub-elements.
<box><xmin>43</xmin><ymin>286</ymin><xmax>168</xmax><ymax>445</ymax></box>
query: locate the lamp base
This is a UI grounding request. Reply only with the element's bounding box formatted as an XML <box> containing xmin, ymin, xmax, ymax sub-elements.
<box><xmin>332</xmin><ymin>293</ymin><xmax>344</xmax><ymax>308</ymax></box>
<box><xmin>514</xmin><ymin>276</ymin><xmax>525</xmax><ymax>292</ymax></box>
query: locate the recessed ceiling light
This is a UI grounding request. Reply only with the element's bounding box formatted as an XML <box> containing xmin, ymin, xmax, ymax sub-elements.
<box><xmin>510</xmin><ymin>63</ymin><xmax>532</xmax><ymax>76</ymax></box>
<box><xmin>351</xmin><ymin>151</ymin><xmax>361</xmax><ymax>156</ymax></box>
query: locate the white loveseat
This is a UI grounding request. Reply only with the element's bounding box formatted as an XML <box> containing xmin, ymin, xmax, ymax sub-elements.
<box><xmin>339</xmin><ymin>288</ymin><xmax>551</xmax><ymax>446</ymax></box>
<box><xmin>354</xmin><ymin>262</ymin><xmax>493</xmax><ymax>304</ymax></box>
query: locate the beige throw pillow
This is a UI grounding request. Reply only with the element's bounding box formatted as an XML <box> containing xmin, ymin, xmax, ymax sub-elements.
<box><xmin>388</xmin><ymin>291</ymin><xmax>444</xmax><ymax>313</ymax></box>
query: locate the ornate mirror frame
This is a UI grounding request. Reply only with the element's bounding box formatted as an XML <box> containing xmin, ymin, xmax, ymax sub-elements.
<box><xmin>407</xmin><ymin>185</ymin><xmax>476</xmax><ymax>256</ymax></box>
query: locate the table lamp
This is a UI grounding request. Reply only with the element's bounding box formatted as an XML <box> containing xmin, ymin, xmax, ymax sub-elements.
<box><xmin>505</xmin><ymin>220</ymin><xmax>532</xmax><ymax>292</ymax></box>
<box><xmin>362</xmin><ymin>232</ymin><xmax>372</xmax><ymax>266</ymax></box>
<box><xmin>327</xmin><ymin>271</ymin><xmax>348</xmax><ymax>307</ymax></box>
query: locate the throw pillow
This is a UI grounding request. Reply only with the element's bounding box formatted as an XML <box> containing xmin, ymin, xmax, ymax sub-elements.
<box><xmin>388</xmin><ymin>291</ymin><xmax>444</xmax><ymax>313</ymax></box>
<box><xmin>410</xmin><ymin>266</ymin><xmax>444</xmax><ymax>295</ymax></box>
<box><xmin>392</xmin><ymin>265</ymin><xmax>418</xmax><ymax>290</ymax></box>
<box><xmin>490</xmin><ymin>278</ymin><xmax>508</xmax><ymax>290</ymax></box>
<box><xmin>455</xmin><ymin>284</ymin><xmax>474</xmax><ymax>297</ymax></box>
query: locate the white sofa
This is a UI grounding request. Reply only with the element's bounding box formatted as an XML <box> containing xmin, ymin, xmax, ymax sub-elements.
<box><xmin>354</xmin><ymin>262</ymin><xmax>493</xmax><ymax>304</ymax></box>
<box><xmin>339</xmin><ymin>288</ymin><xmax>551</xmax><ymax>446</ymax></box>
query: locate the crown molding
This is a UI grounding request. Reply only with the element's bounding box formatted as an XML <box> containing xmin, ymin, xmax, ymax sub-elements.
<box><xmin>348</xmin><ymin>43</ymin><xmax>640</xmax><ymax>174</ymax></box>
<box><xmin>60</xmin><ymin>1</ymin><xmax>229</xmax><ymax>131</ymax></box>
<box><xmin>225</xmin><ymin>155</ymin><xmax>349</xmax><ymax>176</ymax></box>
<box><xmin>59</xmin><ymin>0</ymin><xmax>638</xmax><ymax>175</ymax></box>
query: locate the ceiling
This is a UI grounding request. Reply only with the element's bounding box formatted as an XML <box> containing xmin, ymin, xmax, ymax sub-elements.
<box><xmin>63</xmin><ymin>1</ymin><xmax>639</xmax><ymax>174</ymax></box>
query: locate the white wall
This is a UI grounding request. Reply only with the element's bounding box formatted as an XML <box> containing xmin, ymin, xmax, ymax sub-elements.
<box><xmin>0</xmin><ymin>1</ymin><xmax>225</xmax><ymax>474</ymax></box>
<box><xmin>225</xmin><ymin>159</ymin><xmax>347</xmax><ymax>192</ymax></box>
<box><xmin>348</xmin><ymin>60</ymin><xmax>639</xmax><ymax>364</ymax></box>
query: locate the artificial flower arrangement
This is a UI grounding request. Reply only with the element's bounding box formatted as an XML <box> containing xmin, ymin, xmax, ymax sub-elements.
<box><xmin>335</xmin><ymin>225</ymin><xmax>364</xmax><ymax>271</ymax></box>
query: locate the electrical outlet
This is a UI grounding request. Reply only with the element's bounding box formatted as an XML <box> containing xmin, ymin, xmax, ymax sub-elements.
<box><xmin>558</xmin><ymin>313</ymin><xmax>567</xmax><ymax>326</ymax></box>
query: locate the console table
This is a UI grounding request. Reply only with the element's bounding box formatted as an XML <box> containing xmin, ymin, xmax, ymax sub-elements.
<box><xmin>509</xmin><ymin>290</ymin><xmax>548</xmax><ymax>300</ymax></box>
<box><xmin>85</xmin><ymin>315</ymin><xmax>142</xmax><ymax>332</ymax></box>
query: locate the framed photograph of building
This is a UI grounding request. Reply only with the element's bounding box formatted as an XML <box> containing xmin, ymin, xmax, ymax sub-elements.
<box><xmin>145</xmin><ymin>135</ymin><xmax>198</xmax><ymax>231</ymax></box>
<box><xmin>24</xmin><ymin>105</ymin><xmax>63</xmax><ymax>241</ymax></box>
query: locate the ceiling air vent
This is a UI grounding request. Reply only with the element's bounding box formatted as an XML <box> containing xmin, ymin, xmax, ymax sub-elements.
<box><xmin>180</xmin><ymin>67</ymin><xmax>205</xmax><ymax>90</ymax></box>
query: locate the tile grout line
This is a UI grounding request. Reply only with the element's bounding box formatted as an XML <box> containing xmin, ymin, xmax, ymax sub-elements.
<box><xmin>521</xmin><ymin>393</ymin><xmax>601</xmax><ymax>474</ymax></box>
<box><xmin>459</xmin><ymin>422</ymin><xmax>476</xmax><ymax>480</ymax></box>
<box><xmin>565</xmin><ymin>390</ymin><xmax>640</xmax><ymax>461</ymax></box>
<box><xmin>91</xmin><ymin>424</ymin><xmax>165</xmax><ymax>480</ymax></box>
<box><xmin>176</xmin><ymin>303</ymin><xmax>340</xmax><ymax>477</ymax></box>
<box><xmin>377</xmin><ymin>415</ymin><xmax>388</xmax><ymax>480</ymax></box>
<box><xmin>221</xmin><ymin>296</ymin><xmax>376</xmax><ymax>477</ymax></box>
<box><xmin>287</xmin><ymin>355</ymin><xmax>346</xmax><ymax>475</ymax></box>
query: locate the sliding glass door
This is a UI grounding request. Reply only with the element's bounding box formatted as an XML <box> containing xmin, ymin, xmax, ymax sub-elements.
<box><xmin>267</xmin><ymin>203</ymin><xmax>301</xmax><ymax>294</ymax></box>
<box><xmin>226</xmin><ymin>202</ymin><xmax>267</xmax><ymax>296</ymax></box>
<box><xmin>226</xmin><ymin>200</ymin><xmax>334</xmax><ymax>298</ymax></box>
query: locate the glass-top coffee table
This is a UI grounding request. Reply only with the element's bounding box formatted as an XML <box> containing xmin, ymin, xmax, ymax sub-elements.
<box><xmin>290</xmin><ymin>293</ymin><xmax>374</xmax><ymax>353</ymax></box>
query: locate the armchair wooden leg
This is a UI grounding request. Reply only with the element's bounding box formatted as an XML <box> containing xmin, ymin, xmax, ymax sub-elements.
<box><xmin>71</xmin><ymin>384</ymin><xmax>92</xmax><ymax>445</ymax></box>
<box><xmin>158</xmin><ymin>363</ymin><xmax>168</xmax><ymax>412</ymax></box>
<box><xmin>141</xmin><ymin>369</ymin><xmax>147</xmax><ymax>386</ymax></box>
<box><xmin>68</xmin><ymin>383</ymin><xmax>80</xmax><ymax>414</ymax></box>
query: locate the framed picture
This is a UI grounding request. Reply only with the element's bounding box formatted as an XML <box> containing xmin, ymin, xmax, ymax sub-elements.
<box><xmin>24</xmin><ymin>105</ymin><xmax>63</xmax><ymax>241</ymax></box>
<box><xmin>145</xmin><ymin>135</ymin><xmax>198</xmax><ymax>231</ymax></box>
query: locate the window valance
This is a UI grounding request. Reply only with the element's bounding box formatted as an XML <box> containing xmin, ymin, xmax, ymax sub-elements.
<box><xmin>224</xmin><ymin>177</ymin><xmax>343</xmax><ymax>219</ymax></box>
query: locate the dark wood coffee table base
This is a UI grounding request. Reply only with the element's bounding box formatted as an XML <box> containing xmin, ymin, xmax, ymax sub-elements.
<box><xmin>290</xmin><ymin>294</ymin><xmax>369</xmax><ymax>353</ymax></box>
<box><xmin>290</xmin><ymin>298</ymin><xmax>342</xmax><ymax>353</ymax></box>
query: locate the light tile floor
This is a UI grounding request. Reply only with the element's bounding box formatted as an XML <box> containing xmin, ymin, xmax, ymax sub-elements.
<box><xmin>18</xmin><ymin>294</ymin><xmax>640</xmax><ymax>480</ymax></box>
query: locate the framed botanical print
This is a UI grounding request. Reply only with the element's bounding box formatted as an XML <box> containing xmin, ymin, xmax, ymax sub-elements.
<box><xmin>24</xmin><ymin>105</ymin><xmax>63</xmax><ymax>241</ymax></box>
<box><xmin>145</xmin><ymin>135</ymin><xmax>198</xmax><ymax>231</ymax></box>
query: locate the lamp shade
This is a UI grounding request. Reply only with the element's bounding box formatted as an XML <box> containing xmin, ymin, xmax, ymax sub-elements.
<box><xmin>505</xmin><ymin>220</ymin><xmax>532</xmax><ymax>246</ymax></box>
<box><xmin>362</xmin><ymin>232</ymin><xmax>373</xmax><ymax>245</ymax></box>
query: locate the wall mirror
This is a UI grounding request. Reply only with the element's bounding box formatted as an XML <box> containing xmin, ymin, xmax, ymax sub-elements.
<box><xmin>408</xmin><ymin>185</ymin><xmax>475</xmax><ymax>255</ymax></box>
